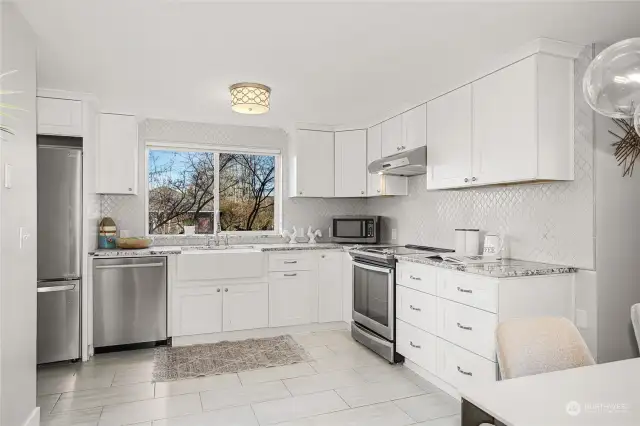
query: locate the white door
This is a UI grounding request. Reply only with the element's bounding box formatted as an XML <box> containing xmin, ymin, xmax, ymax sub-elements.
<box><xmin>97</xmin><ymin>113</ymin><xmax>138</xmax><ymax>194</ymax></box>
<box><xmin>381</xmin><ymin>115</ymin><xmax>402</xmax><ymax>158</ymax></box>
<box><xmin>426</xmin><ymin>86</ymin><xmax>473</xmax><ymax>189</ymax></box>
<box><xmin>172</xmin><ymin>286</ymin><xmax>222</xmax><ymax>336</ymax></box>
<box><xmin>335</xmin><ymin>130</ymin><xmax>367</xmax><ymax>197</ymax></box>
<box><xmin>269</xmin><ymin>271</ymin><xmax>316</xmax><ymax>327</ymax></box>
<box><xmin>318</xmin><ymin>252</ymin><xmax>343</xmax><ymax>322</ymax></box>
<box><xmin>222</xmin><ymin>283</ymin><xmax>269</xmax><ymax>332</ymax></box>
<box><xmin>37</xmin><ymin>97</ymin><xmax>83</xmax><ymax>136</ymax></box>
<box><xmin>472</xmin><ymin>56</ymin><xmax>537</xmax><ymax>185</ymax></box>
<box><xmin>402</xmin><ymin>103</ymin><xmax>427</xmax><ymax>152</ymax></box>
<box><xmin>295</xmin><ymin>130</ymin><xmax>335</xmax><ymax>197</ymax></box>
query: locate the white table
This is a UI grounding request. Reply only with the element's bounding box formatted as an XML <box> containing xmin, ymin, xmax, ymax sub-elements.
<box><xmin>460</xmin><ymin>358</ymin><xmax>640</xmax><ymax>426</ymax></box>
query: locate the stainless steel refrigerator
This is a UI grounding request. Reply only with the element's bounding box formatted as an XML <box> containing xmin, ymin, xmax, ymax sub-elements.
<box><xmin>37</xmin><ymin>139</ymin><xmax>82</xmax><ymax>364</ymax></box>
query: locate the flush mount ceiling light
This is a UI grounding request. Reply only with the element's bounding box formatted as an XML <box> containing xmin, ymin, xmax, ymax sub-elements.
<box><xmin>229</xmin><ymin>82</ymin><xmax>271</xmax><ymax>114</ymax></box>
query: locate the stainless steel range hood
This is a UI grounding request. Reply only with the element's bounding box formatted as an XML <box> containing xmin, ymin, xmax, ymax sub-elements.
<box><xmin>368</xmin><ymin>146</ymin><xmax>427</xmax><ymax>176</ymax></box>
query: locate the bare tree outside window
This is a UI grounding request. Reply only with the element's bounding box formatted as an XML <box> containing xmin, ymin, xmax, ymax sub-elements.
<box><xmin>148</xmin><ymin>149</ymin><xmax>276</xmax><ymax>234</ymax></box>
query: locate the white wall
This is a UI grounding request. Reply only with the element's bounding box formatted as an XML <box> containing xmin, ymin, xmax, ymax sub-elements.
<box><xmin>0</xmin><ymin>3</ymin><xmax>39</xmax><ymax>426</ymax></box>
<box><xmin>100</xmin><ymin>118</ymin><xmax>365</xmax><ymax>238</ymax></box>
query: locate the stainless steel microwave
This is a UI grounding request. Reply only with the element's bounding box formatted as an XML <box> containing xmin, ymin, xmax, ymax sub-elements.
<box><xmin>331</xmin><ymin>216</ymin><xmax>380</xmax><ymax>244</ymax></box>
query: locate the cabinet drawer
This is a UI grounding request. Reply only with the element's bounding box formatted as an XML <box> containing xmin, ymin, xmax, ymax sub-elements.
<box><xmin>396</xmin><ymin>285</ymin><xmax>437</xmax><ymax>334</ymax></box>
<box><xmin>396</xmin><ymin>320</ymin><xmax>437</xmax><ymax>373</ymax></box>
<box><xmin>396</xmin><ymin>261</ymin><xmax>437</xmax><ymax>294</ymax></box>
<box><xmin>437</xmin><ymin>269</ymin><xmax>498</xmax><ymax>313</ymax></box>
<box><xmin>269</xmin><ymin>253</ymin><xmax>315</xmax><ymax>272</ymax></box>
<box><xmin>437</xmin><ymin>338</ymin><xmax>497</xmax><ymax>389</ymax></box>
<box><xmin>437</xmin><ymin>298</ymin><xmax>497</xmax><ymax>360</ymax></box>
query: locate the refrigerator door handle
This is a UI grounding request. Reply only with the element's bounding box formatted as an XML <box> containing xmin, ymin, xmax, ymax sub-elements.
<box><xmin>37</xmin><ymin>284</ymin><xmax>76</xmax><ymax>293</ymax></box>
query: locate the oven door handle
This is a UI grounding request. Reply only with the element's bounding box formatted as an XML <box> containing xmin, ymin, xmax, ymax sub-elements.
<box><xmin>353</xmin><ymin>261</ymin><xmax>392</xmax><ymax>274</ymax></box>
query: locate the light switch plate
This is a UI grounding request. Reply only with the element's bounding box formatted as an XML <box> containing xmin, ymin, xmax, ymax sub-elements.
<box><xmin>4</xmin><ymin>164</ymin><xmax>12</xmax><ymax>188</ymax></box>
<box><xmin>576</xmin><ymin>309</ymin><xmax>588</xmax><ymax>329</ymax></box>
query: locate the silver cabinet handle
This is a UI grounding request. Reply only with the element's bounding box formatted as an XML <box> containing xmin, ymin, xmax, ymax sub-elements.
<box><xmin>457</xmin><ymin>322</ymin><xmax>473</xmax><ymax>331</ymax></box>
<box><xmin>95</xmin><ymin>262</ymin><xmax>164</xmax><ymax>269</ymax></box>
<box><xmin>217</xmin><ymin>288</ymin><xmax>221</xmax><ymax>292</ymax></box>
<box><xmin>457</xmin><ymin>286</ymin><xmax>473</xmax><ymax>294</ymax></box>
<box><xmin>457</xmin><ymin>366</ymin><xmax>473</xmax><ymax>376</ymax></box>
<box><xmin>464</xmin><ymin>178</ymin><xmax>469</xmax><ymax>183</ymax></box>
<box><xmin>284</xmin><ymin>273</ymin><xmax>297</xmax><ymax>277</ymax></box>
<box><xmin>409</xmin><ymin>341</ymin><xmax>421</xmax><ymax>349</ymax></box>
<box><xmin>37</xmin><ymin>284</ymin><xmax>75</xmax><ymax>293</ymax></box>
<box><xmin>409</xmin><ymin>275</ymin><xmax>421</xmax><ymax>281</ymax></box>
<box><xmin>409</xmin><ymin>305</ymin><xmax>421</xmax><ymax>312</ymax></box>
<box><xmin>284</xmin><ymin>260</ymin><xmax>298</xmax><ymax>264</ymax></box>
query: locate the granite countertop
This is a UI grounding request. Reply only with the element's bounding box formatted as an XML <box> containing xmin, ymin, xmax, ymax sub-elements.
<box><xmin>395</xmin><ymin>254</ymin><xmax>577</xmax><ymax>278</ymax></box>
<box><xmin>90</xmin><ymin>243</ymin><xmax>345</xmax><ymax>257</ymax></box>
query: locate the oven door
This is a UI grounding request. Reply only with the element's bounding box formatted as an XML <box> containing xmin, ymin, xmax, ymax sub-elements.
<box><xmin>352</xmin><ymin>260</ymin><xmax>394</xmax><ymax>341</ymax></box>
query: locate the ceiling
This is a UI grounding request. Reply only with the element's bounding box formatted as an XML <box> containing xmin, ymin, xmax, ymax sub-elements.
<box><xmin>13</xmin><ymin>0</ymin><xmax>640</xmax><ymax>130</ymax></box>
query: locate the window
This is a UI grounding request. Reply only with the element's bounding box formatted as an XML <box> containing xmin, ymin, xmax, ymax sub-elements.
<box><xmin>147</xmin><ymin>146</ymin><xmax>278</xmax><ymax>235</ymax></box>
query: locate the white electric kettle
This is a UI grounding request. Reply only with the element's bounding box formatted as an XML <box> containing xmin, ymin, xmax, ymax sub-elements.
<box><xmin>483</xmin><ymin>233</ymin><xmax>504</xmax><ymax>258</ymax></box>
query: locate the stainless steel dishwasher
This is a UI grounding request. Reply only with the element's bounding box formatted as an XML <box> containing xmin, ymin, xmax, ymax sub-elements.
<box><xmin>93</xmin><ymin>257</ymin><xmax>167</xmax><ymax>349</ymax></box>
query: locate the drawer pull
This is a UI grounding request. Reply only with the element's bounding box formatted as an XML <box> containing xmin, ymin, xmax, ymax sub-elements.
<box><xmin>284</xmin><ymin>273</ymin><xmax>297</xmax><ymax>277</ymax></box>
<box><xmin>409</xmin><ymin>275</ymin><xmax>422</xmax><ymax>281</ymax></box>
<box><xmin>457</xmin><ymin>286</ymin><xmax>473</xmax><ymax>294</ymax></box>
<box><xmin>409</xmin><ymin>305</ymin><xmax>422</xmax><ymax>312</ymax></box>
<box><xmin>457</xmin><ymin>366</ymin><xmax>473</xmax><ymax>376</ymax></box>
<box><xmin>409</xmin><ymin>341</ymin><xmax>421</xmax><ymax>349</ymax></box>
<box><xmin>284</xmin><ymin>260</ymin><xmax>298</xmax><ymax>264</ymax></box>
<box><xmin>456</xmin><ymin>322</ymin><xmax>473</xmax><ymax>331</ymax></box>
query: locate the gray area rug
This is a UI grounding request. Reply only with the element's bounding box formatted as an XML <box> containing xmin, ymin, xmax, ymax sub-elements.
<box><xmin>152</xmin><ymin>335</ymin><xmax>311</xmax><ymax>382</ymax></box>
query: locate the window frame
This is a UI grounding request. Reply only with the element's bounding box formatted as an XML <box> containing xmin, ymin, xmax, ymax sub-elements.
<box><xmin>145</xmin><ymin>140</ymin><xmax>282</xmax><ymax>236</ymax></box>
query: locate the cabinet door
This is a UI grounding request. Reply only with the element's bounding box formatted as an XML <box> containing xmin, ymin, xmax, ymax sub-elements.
<box><xmin>426</xmin><ymin>86</ymin><xmax>473</xmax><ymax>189</ymax></box>
<box><xmin>294</xmin><ymin>130</ymin><xmax>334</xmax><ymax>197</ymax></box>
<box><xmin>97</xmin><ymin>113</ymin><xmax>139</xmax><ymax>194</ymax></box>
<box><xmin>318</xmin><ymin>252</ymin><xmax>343</xmax><ymax>322</ymax></box>
<box><xmin>472</xmin><ymin>56</ymin><xmax>537</xmax><ymax>185</ymax></box>
<box><xmin>381</xmin><ymin>115</ymin><xmax>402</xmax><ymax>158</ymax></box>
<box><xmin>172</xmin><ymin>286</ymin><xmax>222</xmax><ymax>336</ymax></box>
<box><xmin>367</xmin><ymin>125</ymin><xmax>383</xmax><ymax>196</ymax></box>
<box><xmin>342</xmin><ymin>252</ymin><xmax>353</xmax><ymax>322</ymax></box>
<box><xmin>37</xmin><ymin>97</ymin><xmax>83</xmax><ymax>136</ymax></box>
<box><xmin>402</xmin><ymin>103</ymin><xmax>427</xmax><ymax>152</ymax></box>
<box><xmin>222</xmin><ymin>283</ymin><xmax>268</xmax><ymax>332</ymax></box>
<box><xmin>269</xmin><ymin>271</ymin><xmax>317</xmax><ymax>327</ymax></box>
<box><xmin>335</xmin><ymin>130</ymin><xmax>367</xmax><ymax>197</ymax></box>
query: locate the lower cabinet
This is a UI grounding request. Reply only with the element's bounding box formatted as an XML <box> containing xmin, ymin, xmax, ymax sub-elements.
<box><xmin>396</xmin><ymin>319</ymin><xmax>437</xmax><ymax>373</ymax></box>
<box><xmin>269</xmin><ymin>271</ymin><xmax>317</xmax><ymax>327</ymax></box>
<box><xmin>436</xmin><ymin>338</ymin><xmax>497</xmax><ymax>389</ymax></box>
<box><xmin>318</xmin><ymin>252</ymin><xmax>343</xmax><ymax>322</ymax></box>
<box><xmin>172</xmin><ymin>286</ymin><xmax>223</xmax><ymax>336</ymax></box>
<box><xmin>223</xmin><ymin>283</ymin><xmax>269</xmax><ymax>332</ymax></box>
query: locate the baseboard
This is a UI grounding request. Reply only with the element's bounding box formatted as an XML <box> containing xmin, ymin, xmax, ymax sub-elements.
<box><xmin>403</xmin><ymin>359</ymin><xmax>461</xmax><ymax>401</ymax></box>
<box><xmin>172</xmin><ymin>322</ymin><xmax>349</xmax><ymax>347</ymax></box>
<box><xmin>23</xmin><ymin>407</ymin><xmax>40</xmax><ymax>426</ymax></box>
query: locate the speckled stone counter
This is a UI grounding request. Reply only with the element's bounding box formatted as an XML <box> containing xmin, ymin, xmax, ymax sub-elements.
<box><xmin>258</xmin><ymin>243</ymin><xmax>344</xmax><ymax>252</ymax></box>
<box><xmin>395</xmin><ymin>255</ymin><xmax>577</xmax><ymax>278</ymax></box>
<box><xmin>90</xmin><ymin>243</ymin><xmax>346</xmax><ymax>257</ymax></box>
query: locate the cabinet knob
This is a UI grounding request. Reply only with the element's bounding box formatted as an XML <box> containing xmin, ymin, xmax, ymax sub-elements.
<box><xmin>225</xmin><ymin>288</ymin><xmax>228</xmax><ymax>292</ymax></box>
<box><xmin>361</xmin><ymin>191</ymin><xmax>365</xmax><ymax>195</ymax></box>
<box><xmin>472</xmin><ymin>177</ymin><xmax>477</xmax><ymax>182</ymax></box>
<box><xmin>128</xmin><ymin>188</ymin><xmax>132</xmax><ymax>191</ymax></box>
<box><xmin>464</xmin><ymin>178</ymin><xmax>469</xmax><ymax>183</ymax></box>
<box><xmin>299</xmin><ymin>191</ymin><xmax>303</xmax><ymax>195</ymax></box>
<box><xmin>321</xmin><ymin>255</ymin><xmax>325</xmax><ymax>258</ymax></box>
<box><xmin>217</xmin><ymin>288</ymin><xmax>221</xmax><ymax>292</ymax></box>
<box><xmin>376</xmin><ymin>189</ymin><xmax>381</xmax><ymax>193</ymax></box>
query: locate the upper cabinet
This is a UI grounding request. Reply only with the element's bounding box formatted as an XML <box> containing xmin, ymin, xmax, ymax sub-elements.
<box><xmin>427</xmin><ymin>52</ymin><xmax>575</xmax><ymax>190</ymax></box>
<box><xmin>290</xmin><ymin>129</ymin><xmax>335</xmax><ymax>197</ymax></box>
<box><xmin>37</xmin><ymin>97</ymin><xmax>83</xmax><ymax>136</ymax></box>
<box><xmin>367</xmin><ymin>124</ymin><xmax>408</xmax><ymax>197</ymax></box>
<box><xmin>426</xmin><ymin>85</ymin><xmax>473</xmax><ymax>189</ymax></box>
<box><xmin>334</xmin><ymin>130</ymin><xmax>367</xmax><ymax>197</ymax></box>
<box><xmin>402</xmin><ymin>104</ymin><xmax>427</xmax><ymax>152</ymax></box>
<box><xmin>96</xmin><ymin>113</ymin><xmax>138</xmax><ymax>195</ymax></box>
<box><xmin>381</xmin><ymin>115</ymin><xmax>402</xmax><ymax>157</ymax></box>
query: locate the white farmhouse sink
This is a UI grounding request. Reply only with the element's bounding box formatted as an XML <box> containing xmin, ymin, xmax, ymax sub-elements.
<box><xmin>177</xmin><ymin>247</ymin><xmax>265</xmax><ymax>281</ymax></box>
<box><xmin>181</xmin><ymin>245</ymin><xmax>257</xmax><ymax>253</ymax></box>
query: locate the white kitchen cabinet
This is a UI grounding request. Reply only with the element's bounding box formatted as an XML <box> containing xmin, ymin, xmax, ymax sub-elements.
<box><xmin>342</xmin><ymin>252</ymin><xmax>353</xmax><ymax>322</ymax></box>
<box><xmin>334</xmin><ymin>130</ymin><xmax>367</xmax><ymax>197</ymax></box>
<box><xmin>96</xmin><ymin>113</ymin><xmax>139</xmax><ymax>194</ymax></box>
<box><xmin>426</xmin><ymin>86</ymin><xmax>473</xmax><ymax>189</ymax></box>
<box><xmin>318</xmin><ymin>252</ymin><xmax>343</xmax><ymax>322</ymax></box>
<box><xmin>37</xmin><ymin>97</ymin><xmax>83</xmax><ymax>136</ymax></box>
<box><xmin>269</xmin><ymin>271</ymin><xmax>317</xmax><ymax>327</ymax></box>
<box><xmin>401</xmin><ymin>103</ymin><xmax>427</xmax><ymax>152</ymax></box>
<box><xmin>366</xmin><ymin>125</ymin><xmax>408</xmax><ymax>197</ymax></box>
<box><xmin>290</xmin><ymin>129</ymin><xmax>335</xmax><ymax>197</ymax></box>
<box><xmin>381</xmin><ymin>114</ymin><xmax>402</xmax><ymax>158</ymax></box>
<box><xmin>172</xmin><ymin>286</ymin><xmax>223</xmax><ymax>336</ymax></box>
<box><xmin>471</xmin><ymin>54</ymin><xmax>574</xmax><ymax>186</ymax></box>
<box><xmin>222</xmin><ymin>283</ymin><xmax>268</xmax><ymax>332</ymax></box>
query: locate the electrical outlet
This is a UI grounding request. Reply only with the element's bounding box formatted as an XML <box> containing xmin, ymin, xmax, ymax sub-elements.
<box><xmin>391</xmin><ymin>228</ymin><xmax>397</xmax><ymax>241</ymax></box>
<box><xmin>576</xmin><ymin>309</ymin><xmax>588</xmax><ymax>329</ymax></box>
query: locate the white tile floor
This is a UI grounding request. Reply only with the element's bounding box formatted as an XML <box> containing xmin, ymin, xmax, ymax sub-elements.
<box><xmin>37</xmin><ymin>329</ymin><xmax>461</xmax><ymax>426</ymax></box>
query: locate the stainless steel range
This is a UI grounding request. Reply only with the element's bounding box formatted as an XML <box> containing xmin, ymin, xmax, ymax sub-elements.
<box><xmin>349</xmin><ymin>244</ymin><xmax>453</xmax><ymax>363</ymax></box>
